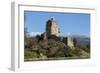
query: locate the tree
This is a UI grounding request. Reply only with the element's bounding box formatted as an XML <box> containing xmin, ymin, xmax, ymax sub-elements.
<box><xmin>24</xmin><ymin>27</ymin><xmax>28</xmax><ymax>48</ymax></box>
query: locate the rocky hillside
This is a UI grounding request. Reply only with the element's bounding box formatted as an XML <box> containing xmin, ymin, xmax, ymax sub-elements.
<box><xmin>24</xmin><ymin>34</ymin><xmax>90</xmax><ymax>61</ymax></box>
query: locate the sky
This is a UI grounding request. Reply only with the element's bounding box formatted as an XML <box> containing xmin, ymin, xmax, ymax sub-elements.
<box><xmin>24</xmin><ymin>11</ymin><xmax>90</xmax><ymax>36</ymax></box>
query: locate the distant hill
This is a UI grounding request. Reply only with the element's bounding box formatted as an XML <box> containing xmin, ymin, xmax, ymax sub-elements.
<box><xmin>71</xmin><ymin>34</ymin><xmax>90</xmax><ymax>45</ymax></box>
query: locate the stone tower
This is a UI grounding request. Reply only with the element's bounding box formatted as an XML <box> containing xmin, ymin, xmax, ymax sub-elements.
<box><xmin>46</xmin><ymin>17</ymin><xmax>60</xmax><ymax>37</ymax></box>
<box><xmin>67</xmin><ymin>34</ymin><xmax>74</xmax><ymax>48</ymax></box>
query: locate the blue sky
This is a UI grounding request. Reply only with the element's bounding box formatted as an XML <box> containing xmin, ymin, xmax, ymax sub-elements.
<box><xmin>24</xmin><ymin>11</ymin><xmax>90</xmax><ymax>36</ymax></box>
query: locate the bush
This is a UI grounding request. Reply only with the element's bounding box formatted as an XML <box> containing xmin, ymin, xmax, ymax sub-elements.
<box><xmin>24</xmin><ymin>49</ymin><xmax>39</xmax><ymax>59</ymax></box>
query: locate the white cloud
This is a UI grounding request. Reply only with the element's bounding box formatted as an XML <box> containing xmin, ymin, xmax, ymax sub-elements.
<box><xmin>29</xmin><ymin>32</ymin><xmax>42</xmax><ymax>37</ymax></box>
<box><xmin>60</xmin><ymin>32</ymin><xmax>90</xmax><ymax>38</ymax></box>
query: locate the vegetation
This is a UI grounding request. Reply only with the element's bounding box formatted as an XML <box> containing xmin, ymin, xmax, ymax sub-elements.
<box><xmin>24</xmin><ymin>29</ymin><xmax>90</xmax><ymax>61</ymax></box>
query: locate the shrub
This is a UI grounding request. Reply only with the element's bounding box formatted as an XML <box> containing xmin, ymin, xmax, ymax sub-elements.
<box><xmin>24</xmin><ymin>49</ymin><xmax>39</xmax><ymax>59</ymax></box>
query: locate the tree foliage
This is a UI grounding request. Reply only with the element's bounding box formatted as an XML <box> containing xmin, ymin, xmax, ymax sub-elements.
<box><xmin>24</xmin><ymin>33</ymin><xmax>90</xmax><ymax>61</ymax></box>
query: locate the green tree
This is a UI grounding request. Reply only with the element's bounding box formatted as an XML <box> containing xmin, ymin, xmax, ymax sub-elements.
<box><xmin>24</xmin><ymin>27</ymin><xmax>30</xmax><ymax>49</ymax></box>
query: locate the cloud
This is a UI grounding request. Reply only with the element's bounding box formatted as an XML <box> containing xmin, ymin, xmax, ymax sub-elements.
<box><xmin>29</xmin><ymin>32</ymin><xmax>42</xmax><ymax>37</ymax></box>
<box><xmin>60</xmin><ymin>32</ymin><xmax>90</xmax><ymax>38</ymax></box>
